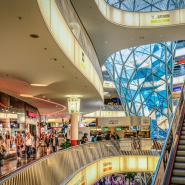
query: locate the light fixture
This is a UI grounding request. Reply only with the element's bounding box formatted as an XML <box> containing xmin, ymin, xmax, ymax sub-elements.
<box><xmin>65</xmin><ymin>95</ymin><xmax>83</xmax><ymax>98</ymax></box>
<box><xmin>30</xmin><ymin>84</ymin><xmax>48</xmax><ymax>87</ymax></box>
<box><xmin>20</xmin><ymin>94</ymin><xmax>33</xmax><ymax>97</ymax></box>
<box><xmin>68</xmin><ymin>97</ymin><xmax>80</xmax><ymax>113</ymax></box>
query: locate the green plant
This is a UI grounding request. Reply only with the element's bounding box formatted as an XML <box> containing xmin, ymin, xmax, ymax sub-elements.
<box><xmin>60</xmin><ymin>140</ymin><xmax>71</xmax><ymax>149</ymax></box>
<box><xmin>124</xmin><ymin>172</ymin><xmax>137</xmax><ymax>185</ymax></box>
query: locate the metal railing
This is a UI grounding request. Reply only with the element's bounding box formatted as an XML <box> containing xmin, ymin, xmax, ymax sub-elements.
<box><xmin>0</xmin><ymin>139</ymin><xmax>161</xmax><ymax>185</ymax></box>
<box><xmin>101</xmin><ymin>105</ymin><xmax>124</xmax><ymax>111</ymax></box>
<box><xmin>151</xmin><ymin>82</ymin><xmax>185</xmax><ymax>185</ymax></box>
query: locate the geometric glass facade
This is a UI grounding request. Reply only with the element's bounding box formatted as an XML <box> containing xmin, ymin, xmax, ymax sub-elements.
<box><xmin>106</xmin><ymin>0</ymin><xmax>185</xmax><ymax>12</ymax></box>
<box><xmin>105</xmin><ymin>42</ymin><xmax>176</xmax><ymax>138</ymax></box>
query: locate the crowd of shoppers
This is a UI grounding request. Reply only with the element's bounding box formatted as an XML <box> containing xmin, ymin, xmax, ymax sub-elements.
<box><xmin>37</xmin><ymin>132</ymin><xmax>62</xmax><ymax>157</ymax></box>
<box><xmin>1</xmin><ymin>130</ymin><xmax>119</xmax><ymax>168</ymax></box>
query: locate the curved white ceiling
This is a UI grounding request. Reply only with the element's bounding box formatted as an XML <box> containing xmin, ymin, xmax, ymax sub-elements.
<box><xmin>71</xmin><ymin>0</ymin><xmax>185</xmax><ymax>65</ymax></box>
<box><xmin>0</xmin><ymin>0</ymin><xmax>104</xmax><ymax>115</ymax></box>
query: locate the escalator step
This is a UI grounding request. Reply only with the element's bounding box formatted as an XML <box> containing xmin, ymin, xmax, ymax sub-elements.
<box><xmin>181</xmin><ymin>131</ymin><xmax>185</xmax><ymax>135</ymax></box>
<box><xmin>176</xmin><ymin>156</ymin><xmax>185</xmax><ymax>162</ymax></box>
<box><xmin>182</xmin><ymin>127</ymin><xmax>185</xmax><ymax>131</ymax></box>
<box><xmin>180</xmin><ymin>135</ymin><xmax>185</xmax><ymax>140</ymax></box>
<box><xmin>177</xmin><ymin>151</ymin><xmax>185</xmax><ymax>156</ymax></box>
<box><xmin>179</xmin><ymin>140</ymin><xmax>185</xmax><ymax>145</ymax></box>
<box><xmin>171</xmin><ymin>176</ymin><xmax>185</xmax><ymax>184</ymax></box>
<box><xmin>172</xmin><ymin>169</ymin><xmax>185</xmax><ymax>176</ymax></box>
<box><xmin>174</xmin><ymin>162</ymin><xmax>185</xmax><ymax>169</ymax></box>
<box><xmin>178</xmin><ymin>145</ymin><xmax>185</xmax><ymax>150</ymax></box>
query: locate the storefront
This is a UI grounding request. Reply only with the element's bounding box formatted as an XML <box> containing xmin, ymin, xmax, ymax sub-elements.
<box><xmin>0</xmin><ymin>92</ymin><xmax>39</xmax><ymax>155</ymax></box>
<box><xmin>98</xmin><ymin>116</ymin><xmax>151</xmax><ymax>138</ymax></box>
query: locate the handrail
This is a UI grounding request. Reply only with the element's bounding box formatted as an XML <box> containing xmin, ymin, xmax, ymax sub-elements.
<box><xmin>0</xmin><ymin>139</ymin><xmax>161</xmax><ymax>185</ymax></box>
<box><xmin>151</xmin><ymin>81</ymin><xmax>185</xmax><ymax>185</ymax></box>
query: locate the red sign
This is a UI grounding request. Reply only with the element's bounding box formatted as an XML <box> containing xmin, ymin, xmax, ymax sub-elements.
<box><xmin>178</xmin><ymin>59</ymin><xmax>185</xmax><ymax>65</ymax></box>
<box><xmin>27</xmin><ymin>111</ymin><xmax>37</xmax><ymax>118</ymax></box>
<box><xmin>103</xmin><ymin>166</ymin><xmax>112</xmax><ymax>172</ymax></box>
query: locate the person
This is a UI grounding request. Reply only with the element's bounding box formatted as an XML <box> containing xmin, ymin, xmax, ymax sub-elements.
<box><xmin>0</xmin><ymin>144</ymin><xmax>6</xmax><ymax>167</ymax></box>
<box><xmin>81</xmin><ymin>133</ymin><xmax>88</xmax><ymax>144</ymax></box>
<box><xmin>38</xmin><ymin>135</ymin><xmax>47</xmax><ymax>157</ymax></box>
<box><xmin>105</xmin><ymin>132</ymin><xmax>111</xmax><ymax>140</ymax></box>
<box><xmin>5</xmin><ymin>130</ymin><xmax>11</xmax><ymax>154</ymax></box>
<box><xmin>10</xmin><ymin>135</ymin><xmax>14</xmax><ymax>150</ymax></box>
<box><xmin>25</xmin><ymin>132</ymin><xmax>34</xmax><ymax>159</ymax></box>
<box><xmin>114</xmin><ymin>133</ymin><xmax>120</xmax><ymax>140</ymax></box>
<box><xmin>97</xmin><ymin>132</ymin><xmax>102</xmax><ymax>141</ymax></box>
<box><xmin>91</xmin><ymin>135</ymin><xmax>97</xmax><ymax>142</ymax></box>
<box><xmin>15</xmin><ymin>132</ymin><xmax>24</xmax><ymax>161</ymax></box>
<box><xmin>50</xmin><ymin>133</ymin><xmax>58</xmax><ymax>152</ymax></box>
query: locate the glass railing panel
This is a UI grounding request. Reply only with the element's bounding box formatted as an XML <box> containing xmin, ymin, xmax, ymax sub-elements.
<box><xmin>0</xmin><ymin>139</ymin><xmax>161</xmax><ymax>185</ymax></box>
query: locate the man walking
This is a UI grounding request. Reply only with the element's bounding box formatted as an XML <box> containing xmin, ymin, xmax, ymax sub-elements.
<box><xmin>50</xmin><ymin>133</ymin><xmax>58</xmax><ymax>152</ymax></box>
<box><xmin>25</xmin><ymin>132</ymin><xmax>34</xmax><ymax>159</ymax></box>
<box><xmin>15</xmin><ymin>132</ymin><xmax>24</xmax><ymax>161</ymax></box>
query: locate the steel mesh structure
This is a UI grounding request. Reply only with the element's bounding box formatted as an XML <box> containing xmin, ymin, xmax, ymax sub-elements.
<box><xmin>105</xmin><ymin>42</ymin><xmax>176</xmax><ymax>138</ymax></box>
<box><xmin>106</xmin><ymin>0</ymin><xmax>185</xmax><ymax>12</ymax></box>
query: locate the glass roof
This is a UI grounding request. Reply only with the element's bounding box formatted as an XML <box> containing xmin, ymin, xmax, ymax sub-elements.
<box><xmin>106</xmin><ymin>0</ymin><xmax>185</xmax><ymax>12</ymax></box>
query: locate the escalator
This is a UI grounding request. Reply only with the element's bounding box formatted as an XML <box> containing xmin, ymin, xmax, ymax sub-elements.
<box><xmin>152</xmin><ymin>82</ymin><xmax>185</xmax><ymax>185</ymax></box>
<box><xmin>171</xmin><ymin>119</ymin><xmax>185</xmax><ymax>184</ymax></box>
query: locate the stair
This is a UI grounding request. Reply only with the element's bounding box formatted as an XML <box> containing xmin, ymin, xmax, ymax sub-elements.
<box><xmin>170</xmin><ymin>122</ymin><xmax>185</xmax><ymax>184</ymax></box>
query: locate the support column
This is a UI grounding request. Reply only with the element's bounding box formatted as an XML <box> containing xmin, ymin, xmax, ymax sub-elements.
<box><xmin>70</xmin><ymin>113</ymin><xmax>80</xmax><ymax>146</ymax></box>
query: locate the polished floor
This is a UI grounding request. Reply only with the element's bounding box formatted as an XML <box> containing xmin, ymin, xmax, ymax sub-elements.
<box><xmin>0</xmin><ymin>155</ymin><xmax>36</xmax><ymax>177</ymax></box>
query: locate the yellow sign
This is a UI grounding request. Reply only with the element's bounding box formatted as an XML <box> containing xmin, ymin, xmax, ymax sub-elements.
<box><xmin>80</xmin><ymin>51</ymin><xmax>86</xmax><ymax>70</ymax></box>
<box><xmin>151</xmin><ymin>14</ymin><xmax>170</xmax><ymax>24</ymax></box>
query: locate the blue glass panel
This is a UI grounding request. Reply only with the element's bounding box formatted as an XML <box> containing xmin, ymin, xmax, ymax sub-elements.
<box><xmin>105</xmin><ymin>41</ymin><xmax>176</xmax><ymax>138</ymax></box>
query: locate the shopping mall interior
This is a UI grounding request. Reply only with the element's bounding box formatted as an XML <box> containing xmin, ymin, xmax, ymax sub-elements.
<box><xmin>0</xmin><ymin>0</ymin><xmax>185</xmax><ymax>184</ymax></box>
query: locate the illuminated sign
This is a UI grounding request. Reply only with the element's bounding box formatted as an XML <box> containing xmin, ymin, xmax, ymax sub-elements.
<box><xmin>178</xmin><ymin>59</ymin><xmax>185</xmax><ymax>65</ymax></box>
<box><xmin>73</xmin><ymin>175</ymin><xmax>85</xmax><ymax>185</ymax></box>
<box><xmin>151</xmin><ymin>14</ymin><xmax>170</xmax><ymax>24</ymax></box>
<box><xmin>81</xmin><ymin>51</ymin><xmax>86</xmax><ymax>70</ymax></box>
<box><xmin>68</xmin><ymin>97</ymin><xmax>80</xmax><ymax>113</ymax></box>
<box><xmin>103</xmin><ymin>162</ymin><xmax>112</xmax><ymax>172</ymax></box>
<box><xmin>173</xmin><ymin>86</ymin><xmax>182</xmax><ymax>92</ymax></box>
<box><xmin>27</xmin><ymin>111</ymin><xmax>37</xmax><ymax>118</ymax></box>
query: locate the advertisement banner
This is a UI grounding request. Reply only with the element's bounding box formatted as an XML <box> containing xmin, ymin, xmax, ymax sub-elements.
<box><xmin>141</xmin><ymin>117</ymin><xmax>151</xmax><ymax>126</ymax></box>
<box><xmin>99</xmin><ymin>157</ymin><xmax>120</xmax><ymax>177</ymax></box>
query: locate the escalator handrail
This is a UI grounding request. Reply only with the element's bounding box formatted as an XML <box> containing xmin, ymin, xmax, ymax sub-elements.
<box><xmin>152</xmin><ymin>81</ymin><xmax>185</xmax><ymax>185</ymax></box>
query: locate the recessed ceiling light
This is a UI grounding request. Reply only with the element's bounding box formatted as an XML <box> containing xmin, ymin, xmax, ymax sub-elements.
<box><xmin>20</xmin><ymin>94</ymin><xmax>33</xmax><ymax>97</ymax></box>
<box><xmin>30</xmin><ymin>34</ymin><xmax>39</xmax><ymax>38</ymax></box>
<box><xmin>30</xmin><ymin>84</ymin><xmax>48</xmax><ymax>87</ymax></box>
<box><xmin>65</xmin><ymin>95</ymin><xmax>83</xmax><ymax>98</ymax></box>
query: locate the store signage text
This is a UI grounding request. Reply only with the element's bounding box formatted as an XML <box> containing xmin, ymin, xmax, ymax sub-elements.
<box><xmin>27</xmin><ymin>111</ymin><xmax>37</xmax><ymax>118</ymax></box>
<box><xmin>73</xmin><ymin>175</ymin><xmax>85</xmax><ymax>185</ymax></box>
<box><xmin>151</xmin><ymin>14</ymin><xmax>170</xmax><ymax>24</ymax></box>
<box><xmin>109</xmin><ymin>120</ymin><xmax>118</xmax><ymax>125</ymax></box>
<box><xmin>103</xmin><ymin>162</ymin><xmax>112</xmax><ymax>172</ymax></box>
